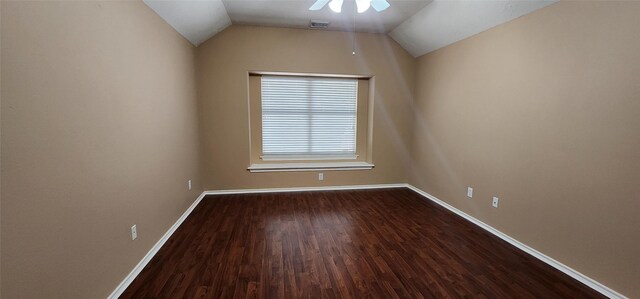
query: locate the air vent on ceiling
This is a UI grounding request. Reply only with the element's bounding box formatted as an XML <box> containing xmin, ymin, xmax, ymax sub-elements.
<box><xmin>309</xmin><ymin>20</ymin><xmax>330</xmax><ymax>29</ymax></box>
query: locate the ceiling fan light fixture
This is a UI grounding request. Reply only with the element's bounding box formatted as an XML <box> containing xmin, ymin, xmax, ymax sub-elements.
<box><xmin>355</xmin><ymin>0</ymin><xmax>371</xmax><ymax>13</ymax></box>
<box><xmin>370</xmin><ymin>0</ymin><xmax>390</xmax><ymax>12</ymax></box>
<box><xmin>328</xmin><ymin>0</ymin><xmax>344</xmax><ymax>13</ymax></box>
<box><xmin>309</xmin><ymin>0</ymin><xmax>389</xmax><ymax>13</ymax></box>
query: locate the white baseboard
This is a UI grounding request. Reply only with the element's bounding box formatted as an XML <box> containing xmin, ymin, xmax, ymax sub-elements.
<box><xmin>405</xmin><ymin>184</ymin><xmax>627</xmax><ymax>299</ymax></box>
<box><xmin>108</xmin><ymin>183</ymin><xmax>625</xmax><ymax>299</ymax></box>
<box><xmin>107</xmin><ymin>191</ymin><xmax>207</xmax><ymax>299</ymax></box>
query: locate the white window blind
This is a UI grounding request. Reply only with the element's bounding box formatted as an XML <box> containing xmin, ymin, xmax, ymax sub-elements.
<box><xmin>261</xmin><ymin>75</ymin><xmax>358</xmax><ymax>160</ymax></box>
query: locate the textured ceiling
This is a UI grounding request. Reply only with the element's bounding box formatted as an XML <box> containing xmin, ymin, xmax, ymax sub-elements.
<box><xmin>144</xmin><ymin>0</ymin><xmax>557</xmax><ymax>57</ymax></box>
<box><xmin>223</xmin><ymin>0</ymin><xmax>431</xmax><ymax>33</ymax></box>
<box><xmin>144</xmin><ymin>0</ymin><xmax>231</xmax><ymax>46</ymax></box>
<box><xmin>390</xmin><ymin>0</ymin><xmax>557</xmax><ymax>57</ymax></box>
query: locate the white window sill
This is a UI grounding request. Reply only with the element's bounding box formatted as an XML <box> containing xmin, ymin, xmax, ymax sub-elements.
<box><xmin>248</xmin><ymin>162</ymin><xmax>374</xmax><ymax>173</ymax></box>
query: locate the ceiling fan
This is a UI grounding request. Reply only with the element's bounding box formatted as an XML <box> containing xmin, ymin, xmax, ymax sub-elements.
<box><xmin>309</xmin><ymin>0</ymin><xmax>391</xmax><ymax>13</ymax></box>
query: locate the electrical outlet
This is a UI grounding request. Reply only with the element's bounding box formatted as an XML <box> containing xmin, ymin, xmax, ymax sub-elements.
<box><xmin>188</xmin><ymin>179</ymin><xmax>192</xmax><ymax>190</ymax></box>
<box><xmin>131</xmin><ymin>225</ymin><xmax>137</xmax><ymax>240</ymax></box>
<box><xmin>467</xmin><ymin>187</ymin><xmax>473</xmax><ymax>198</ymax></box>
<box><xmin>492</xmin><ymin>197</ymin><xmax>499</xmax><ymax>208</ymax></box>
<box><xmin>318</xmin><ymin>173</ymin><xmax>324</xmax><ymax>181</ymax></box>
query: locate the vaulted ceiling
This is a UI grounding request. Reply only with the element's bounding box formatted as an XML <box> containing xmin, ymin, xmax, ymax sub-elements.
<box><xmin>143</xmin><ymin>0</ymin><xmax>556</xmax><ymax>57</ymax></box>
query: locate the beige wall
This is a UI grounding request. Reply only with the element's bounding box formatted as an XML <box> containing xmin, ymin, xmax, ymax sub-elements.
<box><xmin>0</xmin><ymin>2</ymin><xmax>201</xmax><ymax>298</ymax></box>
<box><xmin>410</xmin><ymin>2</ymin><xmax>640</xmax><ymax>297</ymax></box>
<box><xmin>2</xmin><ymin>1</ymin><xmax>637</xmax><ymax>298</ymax></box>
<box><xmin>0</xmin><ymin>1</ymin><xmax>3</xmax><ymax>295</ymax></box>
<box><xmin>196</xmin><ymin>25</ymin><xmax>415</xmax><ymax>190</ymax></box>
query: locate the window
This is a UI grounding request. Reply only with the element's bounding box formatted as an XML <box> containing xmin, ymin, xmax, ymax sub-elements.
<box><xmin>261</xmin><ymin>76</ymin><xmax>358</xmax><ymax>160</ymax></box>
<box><xmin>248</xmin><ymin>72</ymin><xmax>374</xmax><ymax>172</ymax></box>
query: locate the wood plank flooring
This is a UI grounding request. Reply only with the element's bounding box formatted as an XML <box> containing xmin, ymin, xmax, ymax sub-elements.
<box><xmin>121</xmin><ymin>188</ymin><xmax>604</xmax><ymax>298</ymax></box>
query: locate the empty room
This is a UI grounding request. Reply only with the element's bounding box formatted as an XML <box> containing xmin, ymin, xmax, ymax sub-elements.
<box><xmin>1</xmin><ymin>0</ymin><xmax>638</xmax><ymax>298</ymax></box>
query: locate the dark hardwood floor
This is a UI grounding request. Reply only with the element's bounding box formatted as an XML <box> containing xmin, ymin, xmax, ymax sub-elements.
<box><xmin>121</xmin><ymin>188</ymin><xmax>604</xmax><ymax>298</ymax></box>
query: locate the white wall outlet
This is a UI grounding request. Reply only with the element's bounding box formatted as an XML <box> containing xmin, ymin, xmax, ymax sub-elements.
<box><xmin>318</xmin><ymin>173</ymin><xmax>324</xmax><ymax>181</ymax></box>
<box><xmin>467</xmin><ymin>187</ymin><xmax>473</xmax><ymax>198</ymax></box>
<box><xmin>188</xmin><ymin>179</ymin><xmax>192</xmax><ymax>190</ymax></box>
<box><xmin>131</xmin><ymin>225</ymin><xmax>137</xmax><ymax>240</ymax></box>
<box><xmin>492</xmin><ymin>196</ymin><xmax>499</xmax><ymax>208</ymax></box>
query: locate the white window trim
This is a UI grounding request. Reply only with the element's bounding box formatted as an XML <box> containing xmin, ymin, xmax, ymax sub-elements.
<box><xmin>248</xmin><ymin>72</ymin><xmax>374</xmax><ymax>173</ymax></box>
<box><xmin>247</xmin><ymin>162</ymin><xmax>374</xmax><ymax>173</ymax></box>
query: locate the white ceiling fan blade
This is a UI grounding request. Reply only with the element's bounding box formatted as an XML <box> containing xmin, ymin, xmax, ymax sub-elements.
<box><xmin>371</xmin><ymin>0</ymin><xmax>390</xmax><ymax>12</ymax></box>
<box><xmin>309</xmin><ymin>0</ymin><xmax>331</xmax><ymax>11</ymax></box>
